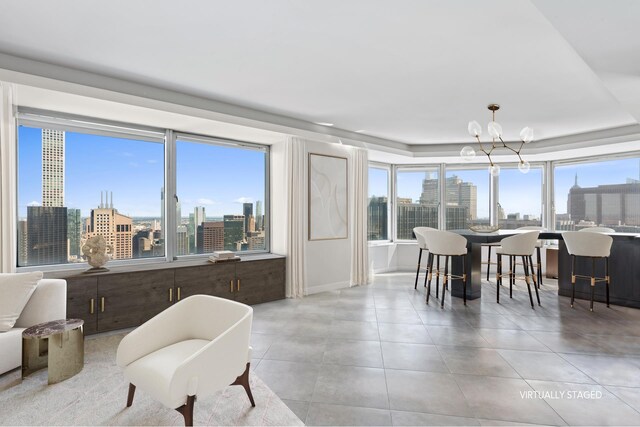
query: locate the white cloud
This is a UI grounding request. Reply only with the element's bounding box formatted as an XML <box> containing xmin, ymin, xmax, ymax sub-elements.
<box><xmin>147</xmin><ymin>159</ymin><xmax>158</xmax><ymax>164</ymax></box>
<box><xmin>196</xmin><ymin>198</ymin><xmax>216</xmax><ymax>206</ymax></box>
<box><xmin>27</xmin><ymin>201</ymin><xmax>41</xmax><ymax>207</ymax></box>
<box><xmin>234</xmin><ymin>197</ymin><xmax>253</xmax><ymax>204</ymax></box>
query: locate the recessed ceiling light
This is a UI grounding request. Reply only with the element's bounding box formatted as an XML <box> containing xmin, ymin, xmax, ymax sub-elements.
<box><xmin>315</xmin><ymin>122</ymin><xmax>334</xmax><ymax>126</ymax></box>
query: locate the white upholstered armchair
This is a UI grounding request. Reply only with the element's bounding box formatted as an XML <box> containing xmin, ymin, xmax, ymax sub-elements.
<box><xmin>116</xmin><ymin>295</ymin><xmax>254</xmax><ymax>426</ymax></box>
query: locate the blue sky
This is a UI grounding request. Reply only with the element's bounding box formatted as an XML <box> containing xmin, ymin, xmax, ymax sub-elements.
<box><xmin>371</xmin><ymin>159</ymin><xmax>639</xmax><ymax>219</ymax></box>
<box><xmin>18</xmin><ymin>126</ymin><xmax>266</xmax><ymax>219</ymax></box>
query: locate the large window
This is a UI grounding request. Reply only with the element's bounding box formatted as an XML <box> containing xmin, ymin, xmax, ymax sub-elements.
<box><xmin>17</xmin><ymin>122</ymin><xmax>165</xmax><ymax>267</ymax></box>
<box><xmin>396</xmin><ymin>168</ymin><xmax>440</xmax><ymax>240</ymax></box>
<box><xmin>554</xmin><ymin>156</ymin><xmax>640</xmax><ymax>232</ymax></box>
<box><xmin>368</xmin><ymin>166</ymin><xmax>389</xmax><ymax>241</ymax></box>
<box><xmin>176</xmin><ymin>136</ymin><xmax>268</xmax><ymax>255</ymax></box>
<box><xmin>498</xmin><ymin>165</ymin><xmax>543</xmax><ymax>229</ymax></box>
<box><xmin>444</xmin><ymin>168</ymin><xmax>490</xmax><ymax>230</ymax></box>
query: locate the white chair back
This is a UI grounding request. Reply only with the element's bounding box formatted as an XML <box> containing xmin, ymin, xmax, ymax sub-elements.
<box><xmin>578</xmin><ymin>227</ymin><xmax>615</xmax><ymax>233</ymax></box>
<box><xmin>423</xmin><ymin>230</ymin><xmax>467</xmax><ymax>256</ymax></box>
<box><xmin>413</xmin><ymin>226</ymin><xmax>436</xmax><ymax>249</ymax></box>
<box><xmin>499</xmin><ymin>231</ymin><xmax>540</xmax><ymax>256</ymax></box>
<box><xmin>563</xmin><ymin>231</ymin><xmax>613</xmax><ymax>257</ymax></box>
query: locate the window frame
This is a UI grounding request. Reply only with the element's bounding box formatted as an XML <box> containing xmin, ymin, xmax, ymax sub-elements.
<box><xmin>15</xmin><ymin>109</ymin><xmax>271</xmax><ymax>272</ymax></box>
<box><xmin>367</xmin><ymin>162</ymin><xmax>392</xmax><ymax>244</ymax></box>
<box><xmin>493</xmin><ymin>162</ymin><xmax>546</xmax><ymax>230</ymax></box>
<box><xmin>394</xmin><ymin>164</ymin><xmax>442</xmax><ymax>241</ymax></box>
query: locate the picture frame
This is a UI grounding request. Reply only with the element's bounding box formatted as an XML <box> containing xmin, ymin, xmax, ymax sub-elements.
<box><xmin>308</xmin><ymin>153</ymin><xmax>348</xmax><ymax>240</ymax></box>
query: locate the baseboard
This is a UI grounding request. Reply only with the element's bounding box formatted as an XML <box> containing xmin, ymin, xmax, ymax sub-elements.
<box><xmin>305</xmin><ymin>280</ymin><xmax>351</xmax><ymax>295</ymax></box>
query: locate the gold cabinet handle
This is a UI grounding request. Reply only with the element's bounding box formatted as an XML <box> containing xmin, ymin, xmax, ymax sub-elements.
<box><xmin>169</xmin><ymin>288</ymin><xmax>173</xmax><ymax>302</ymax></box>
<box><xmin>177</xmin><ymin>287</ymin><xmax>181</xmax><ymax>301</ymax></box>
<box><xmin>100</xmin><ymin>297</ymin><xmax>105</xmax><ymax>313</ymax></box>
<box><xmin>230</xmin><ymin>280</ymin><xmax>234</xmax><ymax>293</ymax></box>
<box><xmin>90</xmin><ymin>298</ymin><xmax>95</xmax><ymax>314</ymax></box>
<box><xmin>237</xmin><ymin>279</ymin><xmax>240</xmax><ymax>291</ymax></box>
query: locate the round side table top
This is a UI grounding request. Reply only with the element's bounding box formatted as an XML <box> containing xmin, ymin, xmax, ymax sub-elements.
<box><xmin>22</xmin><ymin>318</ymin><xmax>84</xmax><ymax>338</ymax></box>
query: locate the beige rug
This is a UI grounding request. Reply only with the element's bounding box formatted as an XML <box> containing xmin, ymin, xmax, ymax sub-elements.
<box><xmin>0</xmin><ymin>333</ymin><xmax>303</xmax><ymax>426</ymax></box>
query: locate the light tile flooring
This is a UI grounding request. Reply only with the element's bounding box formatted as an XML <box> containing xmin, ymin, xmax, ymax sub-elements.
<box><xmin>250</xmin><ymin>272</ymin><xmax>640</xmax><ymax>426</ymax></box>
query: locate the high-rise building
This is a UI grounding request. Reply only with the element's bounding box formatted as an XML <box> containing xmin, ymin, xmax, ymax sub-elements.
<box><xmin>568</xmin><ymin>175</ymin><xmax>640</xmax><ymax>227</ymax></box>
<box><xmin>193</xmin><ymin>206</ymin><xmax>206</xmax><ymax>248</ymax></box>
<box><xmin>176</xmin><ymin>225</ymin><xmax>188</xmax><ymax>255</ymax></box>
<box><xmin>256</xmin><ymin>200</ymin><xmax>263</xmax><ymax>230</ymax></box>
<box><xmin>243</xmin><ymin>203</ymin><xmax>253</xmax><ymax>236</ymax></box>
<box><xmin>187</xmin><ymin>213</ymin><xmax>196</xmax><ymax>253</ymax></box>
<box><xmin>201</xmin><ymin>221</ymin><xmax>224</xmax><ymax>252</ymax></box>
<box><xmin>444</xmin><ymin>175</ymin><xmax>477</xmax><ymax>220</ymax></box>
<box><xmin>223</xmin><ymin>215</ymin><xmax>245</xmax><ymax>251</ymax></box>
<box><xmin>41</xmin><ymin>129</ymin><xmax>65</xmax><ymax>207</ymax></box>
<box><xmin>176</xmin><ymin>201</ymin><xmax>182</xmax><ymax>225</ymax></box>
<box><xmin>18</xmin><ymin>219</ymin><xmax>28</xmax><ymax>266</ymax></box>
<box><xmin>246</xmin><ymin>231</ymin><xmax>265</xmax><ymax>250</ymax></box>
<box><xmin>84</xmin><ymin>193</ymin><xmax>133</xmax><ymax>260</ymax></box>
<box><xmin>67</xmin><ymin>208</ymin><xmax>83</xmax><ymax>259</ymax></box>
<box><xmin>419</xmin><ymin>172</ymin><xmax>439</xmax><ymax>205</ymax></box>
<box><xmin>368</xmin><ymin>196</ymin><xmax>388</xmax><ymax>240</ymax></box>
<box><xmin>27</xmin><ymin>206</ymin><xmax>68</xmax><ymax>265</ymax></box>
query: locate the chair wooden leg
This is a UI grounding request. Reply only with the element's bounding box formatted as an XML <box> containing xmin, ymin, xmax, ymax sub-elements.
<box><xmin>126</xmin><ymin>383</ymin><xmax>136</xmax><ymax>407</ymax></box>
<box><xmin>509</xmin><ymin>256</ymin><xmax>514</xmax><ymax>298</ymax></box>
<box><xmin>523</xmin><ymin>256</ymin><xmax>535</xmax><ymax>309</ymax></box>
<box><xmin>606</xmin><ymin>257</ymin><xmax>610</xmax><ymax>308</ymax></box>
<box><xmin>536</xmin><ymin>246</ymin><xmax>543</xmax><ymax>287</ymax></box>
<box><xmin>530</xmin><ymin>255</ymin><xmax>540</xmax><ymax>306</ymax></box>
<box><xmin>414</xmin><ymin>248</ymin><xmax>423</xmax><ymax>290</ymax></box>
<box><xmin>441</xmin><ymin>255</ymin><xmax>449</xmax><ymax>309</ymax></box>
<box><xmin>486</xmin><ymin>245</ymin><xmax>492</xmax><ymax>282</ymax></box>
<box><xmin>590</xmin><ymin>257</ymin><xmax>596</xmax><ymax>312</ymax></box>
<box><xmin>423</xmin><ymin>252</ymin><xmax>430</xmax><ymax>289</ymax></box>
<box><xmin>462</xmin><ymin>255</ymin><xmax>467</xmax><ymax>306</ymax></box>
<box><xmin>426</xmin><ymin>253</ymin><xmax>434</xmax><ymax>304</ymax></box>
<box><xmin>571</xmin><ymin>255</ymin><xmax>576</xmax><ymax>308</ymax></box>
<box><xmin>435</xmin><ymin>256</ymin><xmax>441</xmax><ymax>298</ymax></box>
<box><xmin>231</xmin><ymin>362</ymin><xmax>256</xmax><ymax>407</ymax></box>
<box><xmin>175</xmin><ymin>395</ymin><xmax>195</xmax><ymax>426</ymax></box>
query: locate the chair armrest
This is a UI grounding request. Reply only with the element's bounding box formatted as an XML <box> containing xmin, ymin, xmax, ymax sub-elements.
<box><xmin>15</xmin><ymin>279</ymin><xmax>66</xmax><ymax>328</ymax></box>
<box><xmin>116</xmin><ymin>302</ymin><xmax>191</xmax><ymax>368</ymax></box>
<box><xmin>170</xmin><ymin>312</ymin><xmax>252</xmax><ymax>398</ymax></box>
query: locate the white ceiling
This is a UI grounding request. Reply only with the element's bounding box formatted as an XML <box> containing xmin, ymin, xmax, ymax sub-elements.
<box><xmin>0</xmin><ymin>0</ymin><xmax>638</xmax><ymax>146</ymax></box>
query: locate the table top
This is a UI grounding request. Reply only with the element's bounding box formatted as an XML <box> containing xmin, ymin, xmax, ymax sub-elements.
<box><xmin>22</xmin><ymin>318</ymin><xmax>84</xmax><ymax>338</ymax></box>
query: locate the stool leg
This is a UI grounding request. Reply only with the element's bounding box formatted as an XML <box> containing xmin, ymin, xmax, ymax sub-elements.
<box><xmin>414</xmin><ymin>248</ymin><xmax>423</xmax><ymax>290</ymax></box>
<box><xmin>442</xmin><ymin>255</ymin><xmax>449</xmax><ymax>309</ymax></box>
<box><xmin>571</xmin><ymin>255</ymin><xmax>576</xmax><ymax>308</ymax></box>
<box><xmin>462</xmin><ymin>254</ymin><xmax>467</xmax><ymax>306</ymax></box>
<box><xmin>530</xmin><ymin>255</ymin><xmax>540</xmax><ymax>306</ymax></box>
<box><xmin>423</xmin><ymin>252</ymin><xmax>430</xmax><ymax>289</ymax></box>
<box><xmin>536</xmin><ymin>246</ymin><xmax>543</xmax><ymax>287</ymax></box>
<box><xmin>486</xmin><ymin>246</ymin><xmax>492</xmax><ymax>282</ymax></box>
<box><xmin>509</xmin><ymin>256</ymin><xmax>514</xmax><ymax>298</ymax></box>
<box><xmin>523</xmin><ymin>256</ymin><xmax>534</xmax><ymax>309</ymax></box>
<box><xmin>590</xmin><ymin>257</ymin><xmax>596</xmax><ymax>312</ymax></box>
<box><xmin>435</xmin><ymin>255</ymin><xmax>440</xmax><ymax>299</ymax></box>
<box><xmin>496</xmin><ymin>253</ymin><xmax>501</xmax><ymax>303</ymax></box>
<box><xmin>606</xmin><ymin>257</ymin><xmax>610</xmax><ymax>308</ymax></box>
<box><xmin>426</xmin><ymin>253</ymin><xmax>434</xmax><ymax>304</ymax></box>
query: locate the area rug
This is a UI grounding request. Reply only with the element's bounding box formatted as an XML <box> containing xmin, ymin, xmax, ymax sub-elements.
<box><xmin>0</xmin><ymin>332</ymin><xmax>303</xmax><ymax>426</ymax></box>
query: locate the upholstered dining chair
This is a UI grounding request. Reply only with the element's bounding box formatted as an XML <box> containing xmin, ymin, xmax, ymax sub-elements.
<box><xmin>423</xmin><ymin>229</ymin><xmax>468</xmax><ymax>307</ymax></box>
<box><xmin>413</xmin><ymin>226</ymin><xmax>437</xmax><ymax>290</ymax></box>
<box><xmin>116</xmin><ymin>295</ymin><xmax>254</xmax><ymax>426</ymax></box>
<box><xmin>516</xmin><ymin>226</ymin><xmax>547</xmax><ymax>287</ymax></box>
<box><xmin>562</xmin><ymin>231</ymin><xmax>613</xmax><ymax>311</ymax></box>
<box><xmin>495</xmin><ymin>231</ymin><xmax>541</xmax><ymax>308</ymax></box>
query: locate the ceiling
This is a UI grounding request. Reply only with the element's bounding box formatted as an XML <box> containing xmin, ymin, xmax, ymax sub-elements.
<box><xmin>0</xmin><ymin>0</ymin><xmax>638</xmax><ymax>147</ymax></box>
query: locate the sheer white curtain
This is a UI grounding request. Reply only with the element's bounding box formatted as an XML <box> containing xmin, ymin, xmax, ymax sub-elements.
<box><xmin>285</xmin><ymin>136</ymin><xmax>306</xmax><ymax>297</ymax></box>
<box><xmin>0</xmin><ymin>82</ymin><xmax>17</xmax><ymax>273</ymax></box>
<box><xmin>350</xmin><ymin>147</ymin><xmax>370</xmax><ymax>286</ymax></box>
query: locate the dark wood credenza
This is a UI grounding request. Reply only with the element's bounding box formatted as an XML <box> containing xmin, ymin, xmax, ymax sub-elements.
<box><xmin>53</xmin><ymin>255</ymin><xmax>285</xmax><ymax>335</ymax></box>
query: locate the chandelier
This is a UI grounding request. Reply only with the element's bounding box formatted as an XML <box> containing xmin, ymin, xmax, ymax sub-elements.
<box><xmin>460</xmin><ymin>104</ymin><xmax>533</xmax><ymax>176</ymax></box>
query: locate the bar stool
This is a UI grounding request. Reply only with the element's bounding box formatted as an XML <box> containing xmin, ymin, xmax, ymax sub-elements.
<box><xmin>484</xmin><ymin>242</ymin><xmax>502</xmax><ymax>282</ymax></box>
<box><xmin>579</xmin><ymin>227</ymin><xmax>615</xmax><ymax>233</ymax></box>
<box><xmin>516</xmin><ymin>226</ymin><xmax>546</xmax><ymax>287</ymax></box>
<box><xmin>424</xmin><ymin>230</ymin><xmax>468</xmax><ymax>308</ymax></box>
<box><xmin>413</xmin><ymin>227</ymin><xmax>436</xmax><ymax>290</ymax></box>
<box><xmin>562</xmin><ymin>231</ymin><xmax>613</xmax><ymax>312</ymax></box>
<box><xmin>495</xmin><ymin>231</ymin><xmax>540</xmax><ymax>308</ymax></box>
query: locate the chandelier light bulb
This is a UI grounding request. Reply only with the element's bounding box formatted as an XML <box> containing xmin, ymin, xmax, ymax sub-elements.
<box><xmin>460</xmin><ymin>146</ymin><xmax>476</xmax><ymax>161</ymax></box>
<box><xmin>518</xmin><ymin>160</ymin><xmax>531</xmax><ymax>174</ymax></box>
<box><xmin>520</xmin><ymin>126</ymin><xmax>534</xmax><ymax>143</ymax></box>
<box><xmin>487</xmin><ymin>121</ymin><xmax>502</xmax><ymax>138</ymax></box>
<box><xmin>467</xmin><ymin>121</ymin><xmax>482</xmax><ymax>137</ymax></box>
<box><xmin>488</xmin><ymin>164</ymin><xmax>501</xmax><ymax>177</ymax></box>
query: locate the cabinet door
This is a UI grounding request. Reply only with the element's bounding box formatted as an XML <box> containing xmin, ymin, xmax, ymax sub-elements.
<box><xmin>66</xmin><ymin>277</ymin><xmax>98</xmax><ymax>335</ymax></box>
<box><xmin>97</xmin><ymin>269</ymin><xmax>174</xmax><ymax>332</ymax></box>
<box><xmin>174</xmin><ymin>266</ymin><xmax>215</xmax><ymax>301</ymax></box>
<box><xmin>235</xmin><ymin>258</ymin><xmax>285</xmax><ymax>305</ymax></box>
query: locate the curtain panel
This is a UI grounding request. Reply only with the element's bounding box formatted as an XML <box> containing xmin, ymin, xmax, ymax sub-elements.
<box><xmin>0</xmin><ymin>83</ymin><xmax>17</xmax><ymax>273</ymax></box>
<box><xmin>285</xmin><ymin>136</ymin><xmax>306</xmax><ymax>297</ymax></box>
<box><xmin>350</xmin><ymin>147</ymin><xmax>369</xmax><ymax>286</ymax></box>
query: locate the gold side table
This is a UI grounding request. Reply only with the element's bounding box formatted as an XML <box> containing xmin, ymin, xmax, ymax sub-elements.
<box><xmin>22</xmin><ymin>319</ymin><xmax>85</xmax><ymax>385</ymax></box>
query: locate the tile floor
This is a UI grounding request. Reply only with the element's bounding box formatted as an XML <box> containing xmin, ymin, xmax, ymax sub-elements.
<box><xmin>250</xmin><ymin>272</ymin><xmax>640</xmax><ymax>426</ymax></box>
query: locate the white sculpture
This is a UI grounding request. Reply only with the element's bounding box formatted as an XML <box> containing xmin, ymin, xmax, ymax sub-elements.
<box><xmin>82</xmin><ymin>235</ymin><xmax>113</xmax><ymax>272</ymax></box>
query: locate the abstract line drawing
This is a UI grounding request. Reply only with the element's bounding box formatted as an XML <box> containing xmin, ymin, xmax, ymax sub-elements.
<box><xmin>308</xmin><ymin>153</ymin><xmax>348</xmax><ymax>240</ymax></box>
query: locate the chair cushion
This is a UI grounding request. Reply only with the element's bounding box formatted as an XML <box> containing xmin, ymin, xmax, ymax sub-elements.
<box><xmin>0</xmin><ymin>272</ymin><xmax>43</xmax><ymax>332</ymax></box>
<box><xmin>124</xmin><ymin>339</ymin><xmax>209</xmax><ymax>408</ymax></box>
